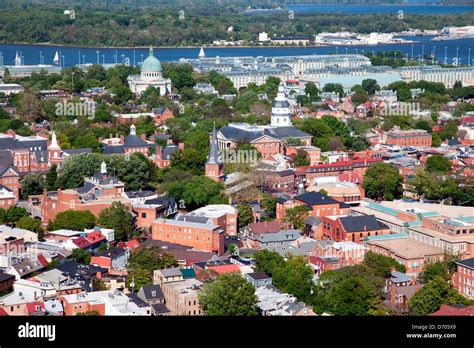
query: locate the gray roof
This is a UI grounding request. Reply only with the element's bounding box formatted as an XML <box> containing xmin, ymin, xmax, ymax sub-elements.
<box><xmin>272</xmin><ymin>99</ymin><xmax>290</xmax><ymax>108</ymax></box>
<box><xmin>256</xmin><ymin>229</ymin><xmax>302</xmax><ymax>243</ymax></box>
<box><xmin>247</xmin><ymin>272</ymin><xmax>271</xmax><ymax>281</ymax></box>
<box><xmin>219</xmin><ymin>125</ymin><xmax>310</xmax><ymax>143</ymax></box>
<box><xmin>339</xmin><ymin>215</ymin><xmax>389</xmax><ymax>233</ymax></box>
<box><xmin>0</xmin><ymin>151</ymin><xmax>13</xmax><ymax>168</ymax></box>
<box><xmin>162</xmin><ymin>145</ymin><xmax>179</xmax><ymax>160</ymax></box>
<box><xmin>390</xmin><ymin>271</ymin><xmax>412</xmax><ymax>283</ymax></box>
<box><xmin>102</xmin><ymin>144</ymin><xmax>125</xmax><ymax>154</ymax></box>
<box><xmin>140</xmin><ymin>284</ymin><xmax>165</xmax><ymax>300</ymax></box>
<box><xmin>63</xmin><ymin>148</ymin><xmax>93</xmax><ymax>155</ymax></box>
<box><xmin>124</xmin><ymin>134</ymin><xmax>148</xmax><ymax>148</ymax></box>
<box><xmin>158</xmin><ymin>267</ymin><xmax>182</xmax><ymax>278</ymax></box>
<box><xmin>76</xmin><ymin>182</ymin><xmax>95</xmax><ymax>194</ymax></box>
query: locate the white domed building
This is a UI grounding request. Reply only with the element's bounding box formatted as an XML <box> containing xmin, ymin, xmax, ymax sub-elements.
<box><xmin>127</xmin><ymin>47</ymin><xmax>172</xmax><ymax>96</ymax></box>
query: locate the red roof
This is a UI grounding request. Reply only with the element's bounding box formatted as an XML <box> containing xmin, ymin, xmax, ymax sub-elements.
<box><xmin>0</xmin><ymin>308</ymin><xmax>8</xmax><ymax>316</ymax></box>
<box><xmin>306</xmin><ymin>157</ymin><xmax>382</xmax><ymax>171</ymax></box>
<box><xmin>460</xmin><ymin>116</ymin><xmax>474</xmax><ymax>126</ymax></box>
<box><xmin>26</xmin><ymin>302</ymin><xmax>45</xmax><ymax>314</ymax></box>
<box><xmin>207</xmin><ymin>264</ymin><xmax>241</xmax><ymax>274</ymax></box>
<box><xmin>37</xmin><ymin>254</ymin><xmax>49</xmax><ymax>267</ymax></box>
<box><xmin>72</xmin><ymin>236</ymin><xmax>92</xmax><ymax>249</ymax></box>
<box><xmin>125</xmin><ymin>240</ymin><xmax>140</xmax><ymax>249</ymax></box>
<box><xmin>431</xmin><ymin>304</ymin><xmax>474</xmax><ymax>316</ymax></box>
<box><xmin>85</xmin><ymin>231</ymin><xmax>106</xmax><ymax>244</ymax></box>
<box><xmin>247</xmin><ymin>220</ymin><xmax>281</xmax><ymax>234</ymax></box>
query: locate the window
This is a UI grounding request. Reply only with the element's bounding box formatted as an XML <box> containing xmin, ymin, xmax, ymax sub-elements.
<box><xmin>141</xmin><ymin>212</ymin><xmax>146</xmax><ymax>218</ymax></box>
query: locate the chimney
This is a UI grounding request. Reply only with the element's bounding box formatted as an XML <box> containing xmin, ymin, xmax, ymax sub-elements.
<box><xmin>7</xmin><ymin>130</ymin><xmax>16</xmax><ymax>139</ymax></box>
<box><xmin>120</xmin><ymin>135</ymin><xmax>124</xmax><ymax>144</ymax></box>
<box><xmin>141</xmin><ymin>134</ymin><xmax>146</xmax><ymax>141</ymax></box>
<box><xmin>98</xmin><ymin>137</ymin><xmax>103</xmax><ymax>142</ymax></box>
<box><xmin>363</xmin><ymin>225</ymin><xmax>367</xmax><ymax>231</ymax></box>
<box><xmin>156</xmin><ymin>146</ymin><xmax>162</xmax><ymax>159</ymax></box>
<box><xmin>390</xmin><ymin>282</ymin><xmax>397</xmax><ymax>309</ymax></box>
<box><xmin>178</xmin><ymin>142</ymin><xmax>184</xmax><ymax>151</ymax></box>
<box><xmin>109</xmin><ymin>134</ymin><xmax>113</xmax><ymax>139</ymax></box>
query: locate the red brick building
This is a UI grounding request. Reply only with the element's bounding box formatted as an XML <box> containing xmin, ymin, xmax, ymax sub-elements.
<box><xmin>276</xmin><ymin>191</ymin><xmax>350</xmax><ymax>223</ymax></box>
<box><xmin>41</xmin><ymin>162</ymin><xmax>131</xmax><ymax>226</ymax></box>
<box><xmin>321</xmin><ymin>214</ymin><xmax>391</xmax><ymax>243</ymax></box>
<box><xmin>452</xmin><ymin>258</ymin><xmax>474</xmax><ymax>300</ymax></box>
<box><xmin>0</xmin><ymin>166</ymin><xmax>20</xmax><ymax>201</ymax></box>
<box><xmin>152</xmin><ymin>217</ymin><xmax>225</xmax><ymax>255</ymax></box>
<box><xmin>153</xmin><ymin>107</ymin><xmax>174</xmax><ymax>125</ymax></box>
<box><xmin>304</xmin><ymin>158</ymin><xmax>383</xmax><ymax>182</ymax></box>
<box><xmin>385</xmin><ymin>128</ymin><xmax>432</xmax><ymax>147</ymax></box>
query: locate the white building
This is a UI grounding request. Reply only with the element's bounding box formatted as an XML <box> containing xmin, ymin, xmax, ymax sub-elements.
<box><xmin>61</xmin><ymin>290</ymin><xmax>150</xmax><ymax>316</ymax></box>
<box><xmin>397</xmin><ymin>65</ymin><xmax>474</xmax><ymax>88</ymax></box>
<box><xmin>128</xmin><ymin>47</ymin><xmax>172</xmax><ymax>96</ymax></box>
<box><xmin>271</xmin><ymin>85</ymin><xmax>292</xmax><ymax>127</ymax></box>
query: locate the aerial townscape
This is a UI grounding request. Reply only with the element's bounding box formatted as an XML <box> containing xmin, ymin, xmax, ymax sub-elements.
<box><xmin>0</xmin><ymin>0</ymin><xmax>473</xmax><ymax>326</ymax></box>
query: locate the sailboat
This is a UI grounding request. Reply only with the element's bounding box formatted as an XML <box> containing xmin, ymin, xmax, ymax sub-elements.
<box><xmin>14</xmin><ymin>51</ymin><xmax>22</xmax><ymax>66</ymax></box>
<box><xmin>53</xmin><ymin>50</ymin><xmax>60</xmax><ymax>65</ymax></box>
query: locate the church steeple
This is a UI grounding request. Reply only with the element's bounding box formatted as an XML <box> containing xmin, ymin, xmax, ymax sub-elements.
<box><xmin>205</xmin><ymin>124</ymin><xmax>224</xmax><ymax>182</ymax></box>
<box><xmin>207</xmin><ymin>124</ymin><xmax>223</xmax><ymax>165</ymax></box>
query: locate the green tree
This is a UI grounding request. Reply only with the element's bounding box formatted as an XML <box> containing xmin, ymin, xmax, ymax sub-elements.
<box><xmin>166</xmin><ymin>176</ymin><xmax>226</xmax><ymax>210</ymax></box>
<box><xmin>52</xmin><ymin>210</ymin><xmax>96</xmax><ymax>231</ymax></box>
<box><xmin>408</xmin><ymin>277</ymin><xmax>471</xmax><ymax>315</ymax></box>
<box><xmin>126</xmin><ymin>267</ymin><xmax>152</xmax><ymax>292</ymax></box>
<box><xmin>45</xmin><ymin>165</ymin><xmax>58</xmax><ymax>191</ymax></box>
<box><xmin>285</xmin><ymin>205</ymin><xmax>309</xmax><ymax>230</ymax></box>
<box><xmin>17</xmin><ymin>216</ymin><xmax>42</xmax><ymax>232</ymax></box>
<box><xmin>261</xmin><ymin>194</ymin><xmax>276</xmax><ymax>219</ymax></box>
<box><xmin>5</xmin><ymin>206</ymin><xmax>28</xmax><ymax>223</ymax></box>
<box><xmin>237</xmin><ymin>201</ymin><xmax>253</xmax><ymax>228</ymax></box>
<box><xmin>361</xmin><ymin>79</ymin><xmax>380</xmax><ymax>96</ymax></box>
<box><xmin>362</xmin><ymin>163</ymin><xmax>403</xmax><ymax>201</ymax></box>
<box><xmin>20</xmin><ymin>174</ymin><xmax>44</xmax><ymax>199</ymax></box>
<box><xmin>425</xmin><ymin>155</ymin><xmax>452</xmax><ymax>174</ymax></box>
<box><xmin>71</xmin><ymin>248</ymin><xmax>92</xmax><ymax>265</ymax></box>
<box><xmin>199</xmin><ymin>273</ymin><xmax>257</xmax><ymax>316</ymax></box>
<box><xmin>254</xmin><ymin>250</ymin><xmax>285</xmax><ymax>278</ymax></box>
<box><xmin>98</xmin><ymin>202</ymin><xmax>133</xmax><ymax>242</ymax></box>
<box><xmin>363</xmin><ymin>252</ymin><xmax>406</xmax><ymax>277</ymax></box>
<box><xmin>292</xmin><ymin>149</ymin><xmax>310</xmax><ymax>167</ymax></box>
<box><xmin>129</xmin><ymin>245</ymin><xmax>178</xmax><ymax>273</ymax></box>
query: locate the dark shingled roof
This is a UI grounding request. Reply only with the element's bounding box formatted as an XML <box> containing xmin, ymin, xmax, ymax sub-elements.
<box><xmin>0</xmin><ymin>137</ymin><xmax>24</xmax><ymax>150</ymax></box>
<box><xmin>295</xmin><ymin>191</ymin><xmax>339</xmax><ymax>206</ymax></box>
<box><xmin>218</xmin><ymin>125</ymin><xmax>310</xmax><ymax>143</ymax></box>
<box><xmin>63</xmin><ymin>148</ymin><xmax>92</xmax><ymax>155</ymax></box>
<box><xmin>339</xmin><ymin>215</ymin><xmax>389</xmax><ymax>233</ymax></box>
<box><xmin>0</xmin><ymin>272</ymin><xmax>15</xmax><ymax>282</ymax></box>
<box><xmin>247</xmin><ymin>272</ymin><xmax>270</xmax><ymax>281</ymax></box>
<box><xmin>162</xmin><ymin>145</ymin><xmax>179</xmax><ymax>160</ymax></box>
<box><xmin>102</xmin><ymin>144</ymin><xmax>125</xmax><ymax>155</ymax></box>
<box><xmin>152</xmin><ymin>303</ymin><xmax>171</xmax><ymax>314</ymax></box>
<box><xmin>140</xmin><ymin>284</ymin><xmax>164</xmax><ymax>301</ymax></box>
<box><xmin>76</xmin><ymin>181</ymin><xmax>95</xmax><ymax>194</ymax></box>
<box><xmin>124</xmin><ymin>134</ymin><xmax>148</xmax><ymax>148</ymax></box>
<box><xmin>272</xmin><ymin>99</ymin><xmax>290</xmax><ymax>108</ymax></box>
<box><xmin>456</xmin><ymin>258</ymin><xmax>474</xmax><ymax>270</ymax></box>
<box><xmin>0</xmin><ymin>151</ymin><xmax>13</xmax><ymax>168</ymax></box>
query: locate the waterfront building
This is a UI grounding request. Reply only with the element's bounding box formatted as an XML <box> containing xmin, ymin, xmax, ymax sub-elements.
<box><xmin>397</xmin><ymin>65</ymin><xmax>474</xmax><ymax>88</ymax></box>
<box><xmin>127</xmin><ymin>47</ymin><xmax>172</xmax><ymax>96</ymax></box>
